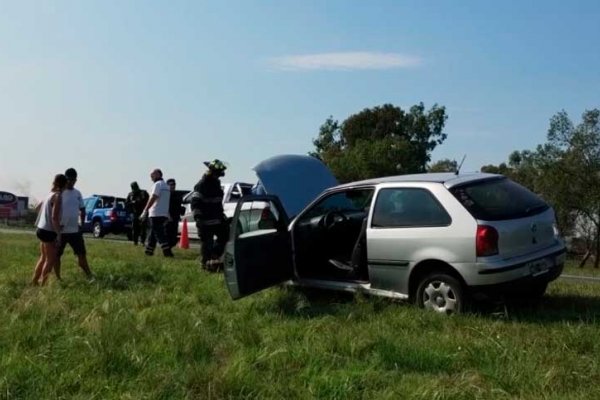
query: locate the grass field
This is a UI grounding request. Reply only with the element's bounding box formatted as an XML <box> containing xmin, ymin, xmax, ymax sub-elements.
<box><xmin>1</xmin><ymin>231</ymin><xmax>600</xmax><ymax>399</ymax></box>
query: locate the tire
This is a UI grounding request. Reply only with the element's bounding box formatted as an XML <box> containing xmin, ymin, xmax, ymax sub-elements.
<box><xmin>92</xmin><ymin>221</ymin><xmax>105</xmax><ymax>238</ymax></box>
<box><xmin>415</xmin><ymin>273</ymin><xmax>465</xmax><ymax>315</ymax></box>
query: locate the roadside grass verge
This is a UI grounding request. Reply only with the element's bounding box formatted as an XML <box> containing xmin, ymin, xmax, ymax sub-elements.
<box><xmin>562</xmin><ymin>258</ymin><xmax>600</xmax><ymax>277</ymax></box>
<box><xmin>1</xmin><ymin>232</ymin><xmax>599</xmax><ymax>399</ymax></box>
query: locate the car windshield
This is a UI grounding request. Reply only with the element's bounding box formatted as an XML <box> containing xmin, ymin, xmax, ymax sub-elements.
<box><xmin>450</xmin><ymin>177</ymin><xmax>549</xmax><ymax>221</ymax></box>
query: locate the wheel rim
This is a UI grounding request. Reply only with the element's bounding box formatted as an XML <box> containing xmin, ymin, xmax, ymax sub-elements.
<box><xmin>422</xmin><ymin>280</ymin><xmax>459</xmax><ymax>314</ymax></box>
<box><xmin>93</xmin><ymin>224</ymin><xmax>101</xmax><ymax>237</ymax></box>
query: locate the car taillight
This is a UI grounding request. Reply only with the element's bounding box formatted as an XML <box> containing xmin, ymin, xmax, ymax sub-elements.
<box><xmin>110</xmin><ymin>210</ymin><xmax>118</xmax><ymax>222</ymax></box>
<box><xmin>476</xmin><ymin>225</ymin><xmax>499</xmax><ymax>257</ymax></box>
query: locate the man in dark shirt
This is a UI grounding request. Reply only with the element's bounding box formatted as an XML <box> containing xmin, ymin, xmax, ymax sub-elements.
<box><xmin>125</xmin><ymin>181</ymin><xmax>149</xmax><ymax>246</ymax></box>
<box><xmin>166</xmin><ymin>178</ymin><xmax>184</xmax><ymax>247</ymax></box>
<box><xmin>190</xmin><ymin>159</ymin><xmax>229</xmax><ymax>271</ymax></box>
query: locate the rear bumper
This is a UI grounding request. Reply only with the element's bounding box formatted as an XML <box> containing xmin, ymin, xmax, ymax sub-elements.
<box><xmin>458</xmin><ymin>248</ymin><xmax>566</xmax><ymax>298</ymax></box>
<box><xmin>469</xmin><ymin>259</ymin><xmax>564</xmax><ymax>300</ymax></box>
<box><xmin>454</xmin><ymin>245</ymin><xmax>566</xmax><ymax>288</ymax></box>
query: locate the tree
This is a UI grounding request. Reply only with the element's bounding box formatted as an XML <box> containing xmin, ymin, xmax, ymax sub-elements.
<box><xmin>311</xmin><ymin>103</ymin><xmax>448</xmax><ymax>182</ymax></box>
<box><xmin>541</xmin><ymin>109</ymin><xmax>600</xmax><ymax>267</ymax></box>
<box><xmin>481</xmin><ymin>109</ymin><xmax>600</xmax><ymax>267</ymax></box>
<box><xmin>481</xmin><ymin>162</ymin><xmax>510</xmax><ymax>175</ymax></box>
<box><xmin>428</xmin><ymin>158</ymin><xmax>458</xmax><ymax>173</ymax></box>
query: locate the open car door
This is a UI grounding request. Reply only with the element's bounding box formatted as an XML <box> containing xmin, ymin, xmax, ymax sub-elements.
<box><xmin>224</xmin><ymin>195</ymin><xmax>293</xmax><ymax>300</ymax></box>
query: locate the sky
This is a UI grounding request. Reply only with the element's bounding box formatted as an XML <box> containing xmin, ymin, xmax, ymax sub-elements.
<box><xmin>1</xmin><ymin>0</ymin><xmax>599</xmax><ymax>202</ymax></box>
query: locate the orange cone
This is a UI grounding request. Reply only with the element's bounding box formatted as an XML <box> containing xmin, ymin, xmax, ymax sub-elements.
<box><xmin>179</xmin><ymin>219</ymin><xmax>190</xmax><ymax>249</ymax></box>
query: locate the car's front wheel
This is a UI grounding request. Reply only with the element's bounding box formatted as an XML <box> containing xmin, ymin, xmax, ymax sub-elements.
<box><xmin>416</xmin><ymin>273</ymin><xmax>465</xmax><ymax>315</ymax></box>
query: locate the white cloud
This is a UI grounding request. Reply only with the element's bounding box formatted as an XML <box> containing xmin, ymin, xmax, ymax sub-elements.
<box><xmin>269</xmin><ymin>52</ymin><xmax>422</xmax><ymax>71</ymax></box>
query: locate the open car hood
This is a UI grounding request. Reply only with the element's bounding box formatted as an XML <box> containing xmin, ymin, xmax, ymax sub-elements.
<box><xmin>254</xmin><ymin>155</ymin><xmax>338</xmax><ymax>218</ymax></box>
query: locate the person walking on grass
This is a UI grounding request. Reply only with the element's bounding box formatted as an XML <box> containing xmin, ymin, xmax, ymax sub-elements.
<box><xmin>126</xmin><ymin>181</ymin><xmax>150</xmax><ymax>246</ymax></box>
<box><xmin>55</xmin><ymin>168</ymin><xmax>94</xmax><ymax>281</ymax></box>
<box><xmin>140</xmin><ymin>168</ymin><xmax>174</xmax><ymax>257</ymax></box>
<box><xmin>32</xmin><ymin>174</ymin><xmax>67</xmax><ymax>285</ymax></box>
<box><xmin>166</xmin><ymin>178</ymin><xmax>184</xmax><ymax>247</ymax></box>
<box><xmin>190</xmin><ymin>159</ymin><xmax>229</xmax><ymax>271</ymax></box>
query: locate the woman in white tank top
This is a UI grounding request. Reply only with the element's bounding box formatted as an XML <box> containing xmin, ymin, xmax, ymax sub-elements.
<box><xmin>32</xmin><ymin>174</ymin><xmax>68</xmax><ymax>285</ymax></box>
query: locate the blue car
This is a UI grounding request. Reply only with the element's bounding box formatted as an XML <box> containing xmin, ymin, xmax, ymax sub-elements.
<box><xmin>82</xmin><ymin>195</ymin><xmax>133</xmax><ymax>238</ymax></box>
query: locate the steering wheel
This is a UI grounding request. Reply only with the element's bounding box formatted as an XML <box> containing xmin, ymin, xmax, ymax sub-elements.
<box><xmin>321</xmin><ymin>210</ymin><xmax>349</xmax><ymax>230</ymax></box>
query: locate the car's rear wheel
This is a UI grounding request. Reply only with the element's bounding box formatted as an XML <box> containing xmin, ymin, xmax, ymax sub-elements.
<box><xmin>92</xmin><ymin>221</ymin><xmax>104</xmax><ymax>238</ymax></box>
<box><xmin>416</xmin><ymin>273</ymin><xmax>465</xmax><ymax>315</ymax></box>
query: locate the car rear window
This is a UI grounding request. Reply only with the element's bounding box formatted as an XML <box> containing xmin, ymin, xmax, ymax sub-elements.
<box><xmin>449</xmin><ymin>177</ymin><xmax>549</xmax><ymax>221</ymax></box>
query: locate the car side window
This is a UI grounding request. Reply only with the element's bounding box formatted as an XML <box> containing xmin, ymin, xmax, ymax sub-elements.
<box><xmin>301</xmin><ymin>189</ymin><xmax>374</xmax><ymax>220</ymax></box>
<box><xmin>372</xmin><ymin>188</ymin><xmax>451</xmax><ymax>228</ymax></box>
<box><xmin>84</xmin><ymin>199</ymin><xmax>96</xmax><ymax>213</ymax></box>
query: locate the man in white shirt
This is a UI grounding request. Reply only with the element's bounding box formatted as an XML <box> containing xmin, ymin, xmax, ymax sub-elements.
<box><xmin>141</xmin><ymin>168</ymin><xmax>174</xmax><ymax>257</ymax></box>
<box><xmin>56</xmin><ymin>168</ymin><xmax>94</xmax><ymax>280</ymax></box>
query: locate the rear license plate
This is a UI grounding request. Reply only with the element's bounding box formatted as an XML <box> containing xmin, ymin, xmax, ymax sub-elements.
<box><xmin>527</xmin><ymin>258</ymin><xmax>550</xmax><ymax>276</ymax></box>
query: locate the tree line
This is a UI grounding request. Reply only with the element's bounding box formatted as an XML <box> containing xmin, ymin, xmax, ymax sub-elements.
<box><xmin>311</xmin><ymin>103</ymin><xmax>600</xmax><ymax>267</ymax></box>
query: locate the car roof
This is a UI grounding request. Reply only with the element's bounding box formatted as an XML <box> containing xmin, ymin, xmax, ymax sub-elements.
<box><xmin>89</xmin><ymin>195</ymin><xmax>127</xmax><ymax>201</ymax></box>
<box><xmin>330</xmin><ymin>172</ymin><xmax>503</xmax><ymax>191</ymax></box>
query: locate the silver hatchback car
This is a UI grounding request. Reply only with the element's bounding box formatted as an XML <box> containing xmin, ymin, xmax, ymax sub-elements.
<box><xmin>224</xmin><ymin>155</ymin><xmax>566</xmax><ymax>314</ymax></box>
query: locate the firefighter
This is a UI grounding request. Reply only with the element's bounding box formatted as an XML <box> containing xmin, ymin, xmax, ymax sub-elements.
<box><xmin>190</xmin><ymin>159</ymin><xmax>229</xmax><ymax>271</ymax></box>
<box><xmin>126</xmin><ymin>181</ymin><xmax>149</xmax><ymax>246</ymax></box>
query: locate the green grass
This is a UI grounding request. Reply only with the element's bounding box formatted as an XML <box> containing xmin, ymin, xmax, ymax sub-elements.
<box><xmin>1</xmin><ymin>232</ymin><xmax>600</xmax><ymax>399</ymax></box>
<box><xmin>562</xmin><ymin>258</ymin><xmax>600</xmax><ymax>277</ymax></box>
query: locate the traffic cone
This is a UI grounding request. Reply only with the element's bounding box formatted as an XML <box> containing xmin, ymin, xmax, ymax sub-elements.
<box><xmin>179</xmin><ymin>219</ymin><xmax>190</xmax><ymax>249</ymax></box>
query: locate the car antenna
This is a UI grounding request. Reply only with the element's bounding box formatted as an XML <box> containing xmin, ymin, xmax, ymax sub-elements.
<box><xmin>455</xmin><ymin>155</ymin><xmax>467</xmax><ymax>175</ymax></box>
